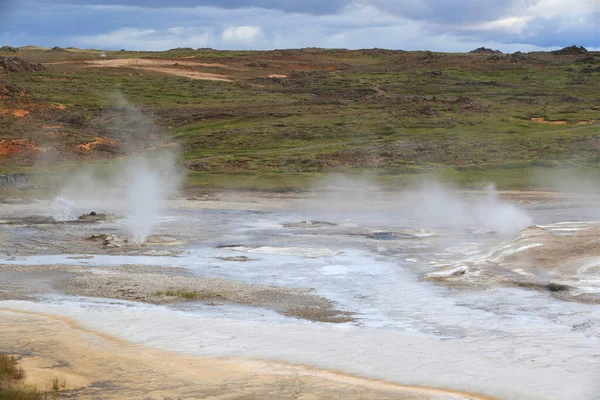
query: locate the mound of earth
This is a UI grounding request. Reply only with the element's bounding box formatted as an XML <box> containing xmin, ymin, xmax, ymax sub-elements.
<box><xmin>0</xmin><ymin>57</ymin><xmax>44</xmax><ymax>73</ymax></box>
<box><xmin>552</xmin><ymin>45</ymin><xmax>588</xmax><ymax>55</ymax></box>
<box><xmin>470</xmin><ymin>47</ymin><xmax>502</xmax><ymax>54</ymax></box>
<box><xmin>426</xmin><ymin>222</ymin><xmax>600</xmax><ymax>303</ymax></box>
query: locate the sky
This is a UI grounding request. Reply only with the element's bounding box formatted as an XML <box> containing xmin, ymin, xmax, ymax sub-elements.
<box><xmin>0</xmin><ymin>0</ymin><xmax>598</xmax><ymax>52</ymax></box>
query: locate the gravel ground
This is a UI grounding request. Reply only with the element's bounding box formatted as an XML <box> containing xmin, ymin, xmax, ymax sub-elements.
<box><xmin>0</xmin><ymin>264</ymin><xmax>354</xmax><ymax>323</ymax></box>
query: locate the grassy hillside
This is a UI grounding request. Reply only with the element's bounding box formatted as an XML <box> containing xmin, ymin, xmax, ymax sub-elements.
<box><xmin>0</xmin><ymin>46</ymin><xmax>599</xmax><ymax>190</ymax></box>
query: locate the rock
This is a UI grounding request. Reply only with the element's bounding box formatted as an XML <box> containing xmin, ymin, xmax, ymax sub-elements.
<box><xmin>0</xmin><ymin>79</ymin><xmax>27</xmax><ymax>97</ymax></box>
<box><xmin>420</xmin><ymin>105</ymin><xmax>437</xmax><ymax>116</ymax></box>
<box><xmin>78</xmin><ymin>213</ymin><xmax>123</xmax><ymax>222</ymax></box>
<box><xmin>425</xmin><ymin>265</ymin><xmax>469</xmax><ymax>278</ymax></box>
<box><xmin>283</xmin><ymin>221</ymin><xmax>337</xmax><ymax>228</ymax></box>
<box><xmin>552</xmin><ymin>45</ymin><xmax>588</xmax><ymax>56</ymax></box>
<box><xmin>88</xmin><ymin>234</ymin><xmax>128</xmax><ymax>248</ymax></box>
<box><xmin>367</xmin><ymin>231</ymin><xmax>399</xmax><ymax>240</ymax></box>
<box><xmin>217</xmin><ymin>256</ymin><xmax>253</xmax><ymax>262</ymax></box>
<box><xmin>0</xmin><ymin>46</ymin><xmax>17</xmax><ymax>53</ymax></box>
<box><xmin>575</xmin><ymin>56</ymin><xmax>600</xmax><ymax>64</ymax></box>
<box><xmin>581</xmin><ymin>66</ymin><xmax>600</xmax><ymax>73</ymax></box>
<box><xmin>0</xmin><ymin>173</ymin><xmax>28</xmax><ymax>188</ymax></box>
<box><xmin>0</xmin><ymin>57</ymin><xmax>44</xmax><ymax>73</ymax></box>
<box><xmin>470</xmin><ymin>47</ymin><xmax>502</xmax><ymax>54</ymax></box>
<box><xmin>138</xmin><ymin>249</ymin><xmax>180</xmax><ymax>256</ymax></box>
<box><xmin>546</xmin><ymin>282</ymin><xmax>572</xmax><ymax>292</ymax></box>
<box><xmin>145</xmin><ymin>236</ymin><xmax>185</xmax><ymax>245</ymax></box>
<box><xmin>511</xmin><ymin>52</ymin><xmax>530</xmax><ymax>62</ymax></box>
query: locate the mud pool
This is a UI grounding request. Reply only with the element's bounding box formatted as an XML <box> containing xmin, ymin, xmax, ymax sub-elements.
<box><xmin>1</xmin><ymin>194</ymin><xmax>600</xmax><ymax>400</ymax></box>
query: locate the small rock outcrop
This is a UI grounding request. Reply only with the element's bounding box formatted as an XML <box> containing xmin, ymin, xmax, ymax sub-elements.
<box><xmin>552</xmin><ymin>45</ymin><xmax>588</xmax><ymax>55</ymax></box>
<box><xmin>470</xmin><ymin>47</ymin><xmax>502</xmax><ymax>54</ymax></box>
<box><xmin>0</xmin><ymin>173</ymin><xmax>28</xmax><ymax>188</ymax></box>
<box><xmin>0</xmin><ymin>46</ymin><xmax>17</xmax><ymax>53</ymax></box>
<box><xmin>575</xmin><ymin>56</ymin><xmax>600</xmax><ymax>64</ymax></box>
<box><xmin>0</xmin><ymin>57</ymin><xmax>44</xmax><ymax>73</ymax></box>
<box><xmin>511</xmin><ymin>51</ymin><xmax>530</xmax><ymax>62</ymax></box>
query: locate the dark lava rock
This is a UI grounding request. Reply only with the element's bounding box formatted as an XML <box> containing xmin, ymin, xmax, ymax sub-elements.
<box><xmin>470</xmin><ymin>47</ymin><xmax>502</xmax><ymax>54</ymax></box>
<box><xmin>581</xmin><ymin>66</ymin><xmax>600</xmax><ymax>73</ymax></box>
<box><xmin>420</xmin><ymin>105</ymin><xmax>438</xmax><ymax>116</ymax></box>
<box><xmin>575</xmin><ymin>56</ymin><xmax>600</xmax><ymax>64</ymax></box>
<box><xmin>558</xmin><ymin>95</ymin><xmax>581</xmax><ymax>103</ymax></box>
<box><xmin>511</xmin><ymin>52</ymin><xmax>530</xmax><ymax>62</ymax></box>
<box><xmin>0</xmin><ymin>57</ymin><xmax>44</xmax><ymax>73</ymax></box>
<box><xmin>552</xmin><ymin>45</ymin><xmax>588</xmax><ymax>56</ymax></box>
<box><xmin>546</xmin><ymin>282</ymin><xmax>571</xmax><ymax>292</ymax></box>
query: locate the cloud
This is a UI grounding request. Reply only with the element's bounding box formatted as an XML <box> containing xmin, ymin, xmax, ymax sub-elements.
<box><xmin>369</xmin><ymin>0</ymin><xmax>522</xmax><ymax>24</ymax></box>
<box><xmin>222</xmin><ymin>26</ymin><xmax>263</xmax><ymax>44</ymax></box>
<box><xmin>0</xmin><ymin>0</ymin><xmax>597</xmax><ymax>51</ymax></box>
<box><xmin>77</xmin><ymin>27</ymin><xmax>214</xmax><ymax>50</ymax></box>
<box><xmin>24</xmin><ymin>0</ymin><xmax>353</xmax><ymax>15</ymax></box>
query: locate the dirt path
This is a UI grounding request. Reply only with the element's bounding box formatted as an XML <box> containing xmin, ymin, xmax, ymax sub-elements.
<box><xmin>47</xmin><ymin>58</ymin><xmax>234</xmax><ymax>81</ymax></box>
<box><xmin>0</xmin><ymin>308</ymin><xmax>494</xmax><ymax>399</ymax></box>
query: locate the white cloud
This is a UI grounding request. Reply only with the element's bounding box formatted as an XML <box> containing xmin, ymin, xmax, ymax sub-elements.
<box><xmin>468</xmin><ymin>16</ymin><xmax>532</xmax><ymax>34</ymax></box>
<box><xmin>167</xmin><ymin>27</ymin><xmax>186</xmax><ymax>35</ymax></box>
<box><xmin>221</xmin><ymin>25</ymin><xmax>263</xmax><ymax>43</ymax></box>
<box><xmin>77</xmin><ymin>27</ymin><xmax>214</xmax><ymax>50</ymax></box>
<box><xmin>7</xmin><ymin>0</ymin><xmax>595</xmax><ymax>51</ymax></box>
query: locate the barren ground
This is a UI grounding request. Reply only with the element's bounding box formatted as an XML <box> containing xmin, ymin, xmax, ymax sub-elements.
<box><xmin>0</xmin><ymin>309</ymin><xmax>489</xmax><ymax>400</ymax></box>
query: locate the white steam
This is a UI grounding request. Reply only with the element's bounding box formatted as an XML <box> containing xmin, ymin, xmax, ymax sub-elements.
<box><xmin>304</xmin><ymin>177</ymin><xmax>532</xmax><ymax>235</ymax></box>
<box><xmin>124</xmin><ymin>155</ymin><xmax>179</xmax><ymax>243</ymax></box>
<box><xmin>52</xmin><ymin>194</ymin><xmax>75</xmax><ymax>222</ymax></box>
<box><xmin>53</xmin><ymin>93</ymin><xmax>181</xmax><ymax>242</ymax></box>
